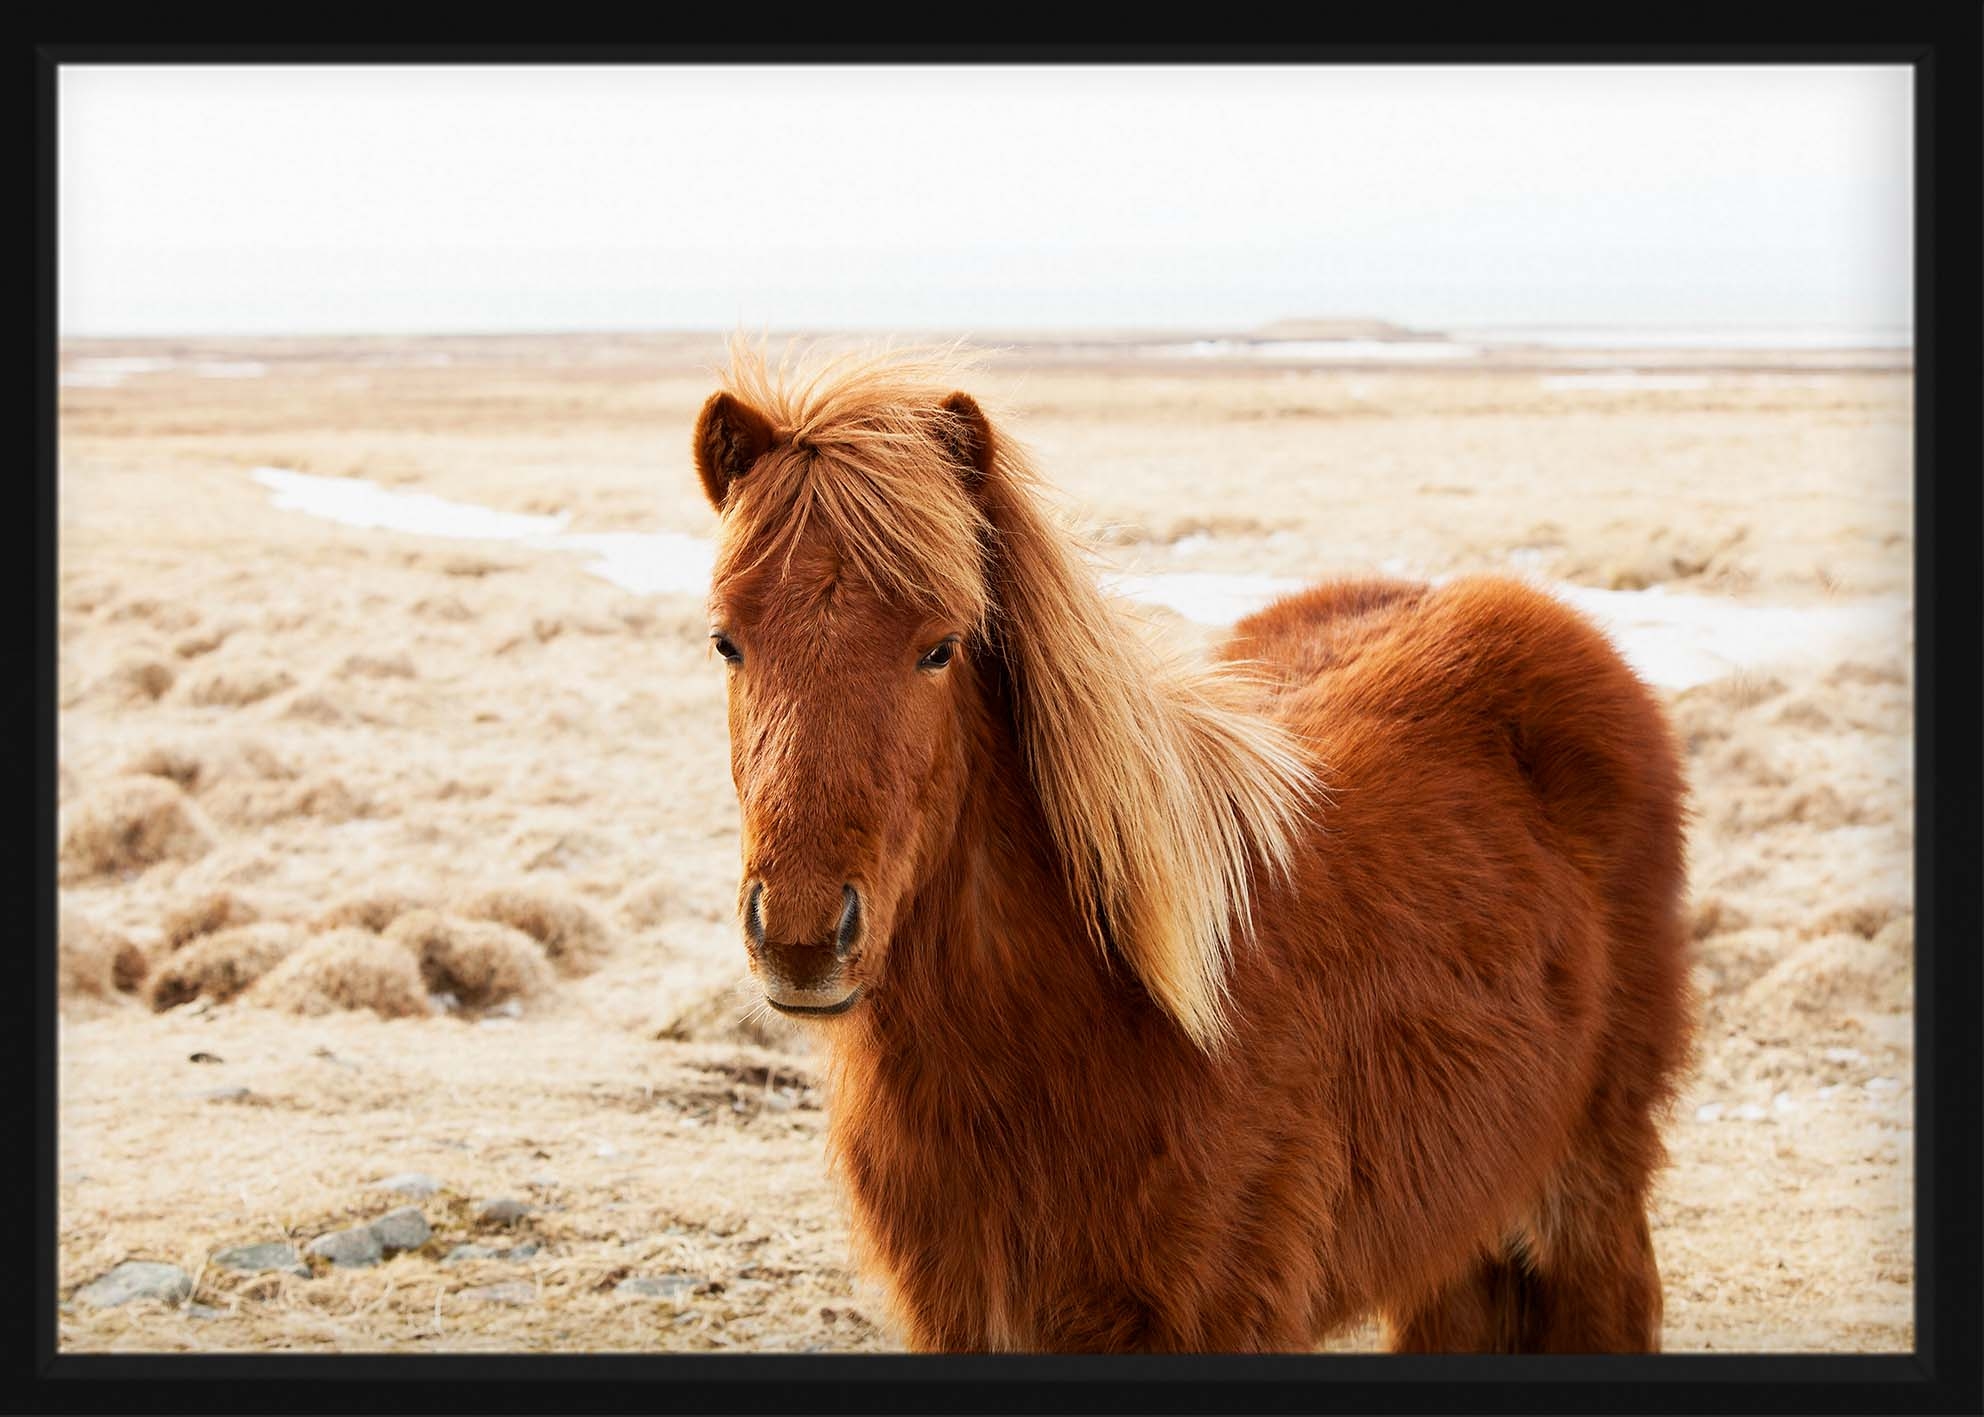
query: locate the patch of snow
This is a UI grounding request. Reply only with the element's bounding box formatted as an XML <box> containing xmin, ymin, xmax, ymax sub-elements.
<box><xmin>249</xmin><ymin>467</ymin><xmax>1910</xmax><ymax>692</ymax></box>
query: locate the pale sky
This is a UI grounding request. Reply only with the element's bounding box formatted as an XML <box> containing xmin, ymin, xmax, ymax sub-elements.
<box><xmin>57</xmin><ymin>64</ymin><xmax>1914</xmax><ymax>337</ymax></box>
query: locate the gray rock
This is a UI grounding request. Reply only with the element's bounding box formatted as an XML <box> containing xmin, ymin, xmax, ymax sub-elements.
<box><xmin>369</xmin><ymin>1172</ymin><xmax>441</xmax><ymax>1199</ymax></box>
<box><xmin>75</xmin><ymin>1261</ymin><xmax>193</xmax><ymax>1308</ymax></box>
<box><xmin>616</xmin><ymin>1273</ymin><xmax>696</xmax><ymax>1300</ymax></box>
<box><xmin>441</xmin><ymin>1244</ymin><xmax>503</xmax><ymax>1266</ymax></box>
<box><xmin>185</xmin><ymin>1303</ymin><xmax>226</xmax><ymax>1320</ymax></box>
<box><xmin>212</xmin><ymin>1242</ymin><xmax>305</xmax><ymax>1275</ymax></box>
<box><xmin>307</xmin><ymin>1225</ymin><xmax>383</xmax><ymax>1268</ymax></box>
<box><xmin>475</xmin><ymin>1197</ymin><xmax>532</xmax><ymax>1225</ymax></box>
<box><xmin>460</xmin><ymin>1281</ymin><xmax>535</xmax><ymax>1305</ymax></box>
<box><xmin>200</xmin><ymin>1086</ymin><xmax>254</xmax><ymax>1103</ymax></box>
<box><xmin>443</xmin><ymin>1239</ymin><xmax>541</xmax><ymax>1266</ymax></box>
<box><xmin>368</xmin><ymin>1205</ymin><xmax>431</xmax><ymax>1253</ymax></box>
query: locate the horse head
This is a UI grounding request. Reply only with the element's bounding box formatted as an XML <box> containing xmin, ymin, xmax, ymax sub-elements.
<box><xmin>692</xmin><ymin>359</ymin><xmax>997</xmax><ymax>1018</ymax></box>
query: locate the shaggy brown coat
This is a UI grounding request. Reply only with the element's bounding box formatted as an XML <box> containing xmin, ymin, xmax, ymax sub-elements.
<box><xmin>691</xmin><ymin>345</ymin><xmax>1692</xmax><ymax>1353</ymax></box>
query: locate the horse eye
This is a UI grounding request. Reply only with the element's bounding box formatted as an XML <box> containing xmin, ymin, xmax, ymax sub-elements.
<box><xmin>711</xmin><ymin>632</ymin><xmax>742</xmax><ymax>665</ymax></box>
<box><xmin>918</xmin><ymin>638</ymin><xmax>958</xmax><ymax>671</ymax></box>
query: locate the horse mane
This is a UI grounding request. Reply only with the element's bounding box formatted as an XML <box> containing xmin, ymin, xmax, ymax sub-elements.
<box><xmin>711</xmin><ymin>339</ymin><xmax>1318</xmax><ymax>1049</ymax></box>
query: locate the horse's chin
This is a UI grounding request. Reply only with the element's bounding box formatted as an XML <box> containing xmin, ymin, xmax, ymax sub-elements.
<box><xmin>765</xmin><ymin>985</ymin><xmax>864</xmax><ymax>1018</ymax></box>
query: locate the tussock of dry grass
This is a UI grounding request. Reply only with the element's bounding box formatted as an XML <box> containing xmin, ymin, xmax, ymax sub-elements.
<box><xmin>1742</xmin><ymin>920</ymin><xmax>1914</xmax><ymax>1039</ymax></box>
<box><xmin>112</xmin><ymin>942</ymin><xmax>151</xmax><ymax>993</ymax></box>
<box><xmin>101</xmin><ymin>595</ymin><xmax>200</xmax><ymax>631</ymax></box>
<box><xmin>205</xmin><ymin>774</ymin><xmax>367</xmax><ymax>827</ymax></box>
<box><xmin>277</xmin><ymin>689</ymin><xmax>352</xmax><ymax>725</ymax></box>
<box><xmin>99</xmin><ymin>655</ymin><xmax>178</xmax><ymax>704</ymax></box>
<box><xmin>148</xmin><ymin>923</ymin><xmax>299</xmax><ymax>1011</ymax></box>
<box><xmin>384</xmin><ymin>910</ymin><xmax>554</xmax><ymax>1009</ymax></box>
<box><xmin>59</xmin><ymin>776</ymin><xmax>217</xmax><ymax>881</ymax></box>
<box><xmin>173</xmin><ymin>845</ymin><xmax>280</xmax><ymax>895</ymax></box>
<box><xmin>245</xmin><ymin>929</ymin><xmax>431</xmax><ymax>1019</ymax></box>
<box><xmin>313</xmin><ymin>888</ymin><xmax>432</xmax><ymax>934</ymax></box>
<box><xmin>59</xmin><ymin>906</ymin><xmax>148</xmax><ymax>1006</ymax></box>
<box><xmin>449</xmin><ymin>887</ymin><xmax>609</xmax><ymax>977</ymax></box>
<box><xmin>655</xmin><ymin>973</ymin><xmax>801</xmax><ymax>1051</ymax></box>
<box><xmin>121</xmin><ymin>736</ymin><xmax>293</xmax><ymax>794</ymax></box>
<box><xmin>162</xmin><ymin>889</ymin><xmax>264</xmax><ymax>951</ymax></box>
<box><xmin>1688</xmin><ymin>895</ymin><xmax>1750</xmax><ymax>942</ymax></box>
<box><xmin>178</xmin><ymin>659</ymin><xmax>299</xmax><ymax>708</ymax></box>
<box><xmin>119</xmin><ymin>743</ymin><xmax>206</xmax><ymax>791</ymax></box>
<box><xmin>1811</xmin><ymin>896</ymin><xmax>1910</xmax><ymax>942</ymax></box>
<box><xmin>615</xmin><ymin>876</ymin><xmax>674</xmax><ymax>931</ymax></box>
<box><xmin>173</xmin><ymin>620</ymin><xmax>242</xmax><ymax>660</ymax></box>
<box><xmin>336</xmin><ymin>650</ymin><xmax>415</xmax><ymax>679</ymax></box>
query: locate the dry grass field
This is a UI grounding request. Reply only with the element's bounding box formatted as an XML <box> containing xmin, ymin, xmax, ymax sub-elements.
<box><xmin>55</xmin><ymin>332</ymin><xmax>1914</xmax><ymax>1352</ymax></box>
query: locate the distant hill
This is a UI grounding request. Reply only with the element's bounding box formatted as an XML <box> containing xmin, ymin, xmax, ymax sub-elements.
<box><xmin>1250</xmin><ymin>318</ymin><xmax>1447</xmax><ymax>342</ymax></box>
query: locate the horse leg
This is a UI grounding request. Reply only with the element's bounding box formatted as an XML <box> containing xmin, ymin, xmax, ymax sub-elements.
<box><xmin>1384</xmin><ymin>1189</ymin><xmax>1662</xmax><ymax>1354</ymax></box>
<box><xmin>1512</xmin><ymin>1177</ymin><xmax>1664</xmax><ymax>1353</ymax></box>
<box><xmin>1381</xmin><ymin>1245</ymin><xmax>1533</xmax><ymax>1353</ymax></box>
<box><xmin>1507</xmin><ymin>1182</ymin><xmax>1666</xmax><ymax>1349</ymax></box>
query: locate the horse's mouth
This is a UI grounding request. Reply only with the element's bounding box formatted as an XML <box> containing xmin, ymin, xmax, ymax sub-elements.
<box><xmin>765</xmin><ymin>986</ymin><xmax>864</xmax><ymax>1018</ymax></box>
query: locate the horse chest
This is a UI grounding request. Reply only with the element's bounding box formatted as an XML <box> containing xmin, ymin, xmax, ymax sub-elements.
<box><xmin>836</xmin><ymin>1067</ymin><xmax>1180</xmax><ymax>1349</ymax></box>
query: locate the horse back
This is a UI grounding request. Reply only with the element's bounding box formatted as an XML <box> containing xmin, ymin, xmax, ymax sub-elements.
<box><xmin>1221</xmin><ymin>573</ymin><xmax>1685</xmax><ymax>895</ymax></box>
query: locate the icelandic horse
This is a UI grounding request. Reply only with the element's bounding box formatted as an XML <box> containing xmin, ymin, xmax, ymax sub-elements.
<box><xmin>688</xmin><ymin>346</ymin><xmax>1692</xmax><ymax>1353</ymax></box>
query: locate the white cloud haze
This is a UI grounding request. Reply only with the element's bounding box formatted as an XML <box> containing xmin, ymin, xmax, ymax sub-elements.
<box><xmin>58</xmin><ymin>64</ymin><xmax>1914</xmax><ymax>337</ymax></box>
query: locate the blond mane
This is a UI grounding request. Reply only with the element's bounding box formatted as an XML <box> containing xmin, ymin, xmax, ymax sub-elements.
<box><xmin>712</xmin><ymin>339</ymin><xmax>1318</xmax><ymax>1049</ymax></box>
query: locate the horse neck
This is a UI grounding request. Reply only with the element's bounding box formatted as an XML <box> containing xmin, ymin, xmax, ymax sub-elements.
<box><xmin>843</xmin><ymin>663</ymin><xmax>1121</xmax><ymax>1079</ymax></box>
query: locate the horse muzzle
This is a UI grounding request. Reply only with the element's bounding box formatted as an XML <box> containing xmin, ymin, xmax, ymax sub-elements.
<box><xmin>744</xmin><ymin>880</ymin><xmax>865</xmax><ymax>1015</ymax></box>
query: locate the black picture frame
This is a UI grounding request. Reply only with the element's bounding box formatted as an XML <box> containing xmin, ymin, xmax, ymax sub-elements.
<box><xmin>27</xmin><ymin>32</ymin><xmax>1982</xmax><ymax>1416</ymax></box>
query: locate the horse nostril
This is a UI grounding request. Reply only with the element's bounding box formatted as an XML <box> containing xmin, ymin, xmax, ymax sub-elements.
<box><xmin>834</xmin><ymin>885</ymin><xmax>862</xmax><ymax>961</ymax></box>
<box><xmin>744</xmin><ymin>879</ymin><xmax>766</xmax><ymax>949</ymax></box>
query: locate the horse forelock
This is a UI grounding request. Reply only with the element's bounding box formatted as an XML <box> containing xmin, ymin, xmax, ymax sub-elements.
<box><xmin>712</xmin><ymin>340</ymin><xmax>994</xmax><ymax>629</ymax></box>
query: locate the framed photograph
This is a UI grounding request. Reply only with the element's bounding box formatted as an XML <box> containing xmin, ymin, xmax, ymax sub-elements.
<box><xmin>34</xmin><ymin>38</ymin><xmax>1980</xmax><ymax>1414</ymax></box>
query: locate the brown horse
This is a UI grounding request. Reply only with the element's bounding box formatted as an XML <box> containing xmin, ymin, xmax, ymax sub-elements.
<box><xmin>689</xmin><ymin>345</ymin><xmax>1693</xmax><ymax>1353</ymax></box>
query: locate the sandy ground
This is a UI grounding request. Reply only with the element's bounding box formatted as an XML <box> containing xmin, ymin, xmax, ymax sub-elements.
<box><xmin>54</xmin><ymin>334</ymin><xmax>1914</xmax><ymax>1353</ymax></box>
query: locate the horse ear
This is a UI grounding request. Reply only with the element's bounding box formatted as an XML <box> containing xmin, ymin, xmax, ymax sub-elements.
<box><xmin>693</xmin><ymin>391</ymin><xmax>777</xmax><ymax>510</ymax></box>
<box><xmin>937</xmin><ymin>392</ymin><xmax>996</xmax><ymax>485</ymax></box>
